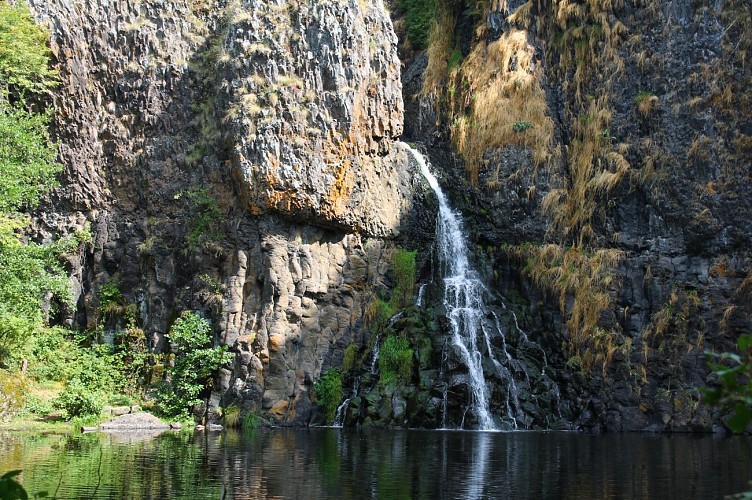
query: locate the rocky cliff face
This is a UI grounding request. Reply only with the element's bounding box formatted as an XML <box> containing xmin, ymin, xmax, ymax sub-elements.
<box><xmin>28</xmin><ymin>0</ymin><xmax>424</xmax><ymax>425</ymax></box>
<box><xmin>28</xmin><ymin>0</ymin><xmax>751</xmax><ymax>431</ymax></box>
<box><xmin>401</xmin><ymin>0</ymin><xmax>751</xmax><ymax>431</ymax></box>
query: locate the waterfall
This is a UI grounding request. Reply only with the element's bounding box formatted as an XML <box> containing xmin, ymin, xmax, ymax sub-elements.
<box><xmin>403</xmin><ymin>143</ymin><xmax>495</xmax><ymax>430</ymax></box>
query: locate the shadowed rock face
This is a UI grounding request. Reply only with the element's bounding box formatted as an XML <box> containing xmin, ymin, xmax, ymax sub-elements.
<box><xmin>28</xmin><ymin>0</ymin><xmax>423</xmax><ymax>425</ymax></box>
<box><xmin>397</xmin><ymin>0</ymin><xmax>752</xmax><ymax>432</ymax></box>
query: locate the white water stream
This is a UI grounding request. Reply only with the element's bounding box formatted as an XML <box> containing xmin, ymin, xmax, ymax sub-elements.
<box><xmin>404</xmin><ymin>143</ymin><xmax>496</xmax><ymax>430</ymax></box>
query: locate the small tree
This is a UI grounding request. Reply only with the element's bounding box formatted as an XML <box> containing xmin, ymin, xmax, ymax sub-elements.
<box><xmin>155</xmin><ymin>312</ymin><xmax>232</xmax><ymax>419</ymax></box>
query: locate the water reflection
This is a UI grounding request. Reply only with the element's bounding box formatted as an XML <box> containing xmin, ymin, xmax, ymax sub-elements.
<box><xmin>1</xmin><ymin>429</ymin><xmax>750</xmax><ymax>499</ymax></box>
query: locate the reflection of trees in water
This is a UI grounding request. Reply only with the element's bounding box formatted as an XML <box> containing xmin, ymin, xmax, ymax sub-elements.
<box><xmin>4</xmin><ymin>430</ymin><xmax>752</xmax><ymax>498</ymax></box>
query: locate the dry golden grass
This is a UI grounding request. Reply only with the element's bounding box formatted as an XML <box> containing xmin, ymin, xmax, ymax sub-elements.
<box><xmin>635</xmin><ymin>91</ymin><xmax>659</xmax><ymax>117</ymax></box>
<box><xmin>421</xmin><ymin>5</ymin><xmax>456</xmax><ymax>100</ymax></box>
<box><xmin>508</xmin><ymin>242</ymin><xmax>622</xmax><ymax>373</ymax></box>
<box><xmin>449</xmin><ymin>30</ymin><xmax>554</xmax><ymax>184</ymax></box>
<box><xmin>540</xmin><ymin>99</ymin><xmax>630</xmax><ymax>244</ymax></box>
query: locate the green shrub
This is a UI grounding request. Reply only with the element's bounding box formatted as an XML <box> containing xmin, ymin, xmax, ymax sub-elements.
<box><xmin>447</xmin><ymin>49</ymin><xmax>463</xmax><ymax>70</ymax></box>
<box><xmin>513</xmin><ymin>121</ymin><xmax>533</xmax><ymax>133</ymax></box>
<box><xmin>53</xmin><ymin>379</ymin><xmax>103</xmax><ymax>420</ymax></box>
<box><xmin>155</xmin><ymin>312</ymin><xmax>232</xmax><ymax>419</ymax></box>
<box><xmin>0</xmin><ymin>2</ymin><xmax>58</xmax><ymax>96</ymax></box>
<box><xmin>378</xmin><ymin>335</ymin><xmax>414</xmax><ymax>385</ymax></box>
<box><xmin>392</xmin><ymin>247</ymin><xmax>417</xmax><ymax>308</ymax></box>
<box><xmin>242</xmin><ymin>411</ymin><xmax>262</xmax><ymax>430</ymax></box>
<box><xmin>314</xmin><ymin>368</ymin><xmax>343</xmax><ymax>423</ymax></box>
<box><xmin>0</xmin><ymin>3</ymin><xmax>65</xmax><ymax>368</ymax></box>
<box><xmin>342</xmin><ymin>344</ymin><xmax>359</xmax><ymax>373</ymax></box>
<box><xmin>401</xmin><ymin>0</ymin><xmax>437</xmax><ymax>49</ymax></box>
<box><xmin>702</xmin><ymin>334</ymin><xmax>752</xmax><ymax>432</ymax></box>
<box><xmin>174</xmin><ymin>188</ymin><xmax>221</xmax><ymax>250</ymax></box>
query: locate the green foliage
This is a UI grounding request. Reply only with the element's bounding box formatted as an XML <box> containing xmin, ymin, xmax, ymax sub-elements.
<box><xmin>242</xmin><ymin>411</ymin><xmax>262</xmax><ymax>430</ymax></box>
<box><xmin>112</xmin><ymin>326</ymin><xmax>153</xmax><ymax>396</ymax></box>
<box><xmin>53</xmin><ymin>379</ymin><xmax>104</xmax><ymax>420</ymax></box>
<box><xmin>392</xmin><ymin>247</ymin><xmax>417</xmax><ymax>308</ymax></box>
<box><xmin>401</xmin><ymin>0</ymin><xmax>437</xmax><ymax>49</ymax></box>
<box><xmin>634</xmin><ymin>90</ymin><xmax>653</xmax><ymax>104</ymax></box>
<box><xmin>342</xmin><ymin>344</ymin><xmax>359</xmax><ymax>373</ymax></box>
<box><xmin>0</xmin><ymin>2</ymin><xmax>58</xmax><ymax>97</ymax></box>
<box><xmin>447</xmin><ymin>49</ymin><xmax>463</xmax><ymax>70</ymax></box>
<box><xmin>702</xmin><ymin>334</ymin><xmax>752</xmax><ymax>433</ymax></box>
<box><xmin>0</xmin><ymin>470</ymin><xmax>29</xmax><ymax>500</ymax></box>
<box><xmin>99</xmin><ymin>278</ymin><xmax>122</xmax><ymax>314</ymax></box>
<box><xmin>222</xmin><ymin>405</ymin><xmax>241</xmax><ymax>428</ymax></box>
<box><xmin>0</xmin><ymin>105</ymin><xmax>60</xmax><ymax>212</ymax></box>
<box><xmin>513</xmin><ymin>121</ymin><xmax>533</xmax><ymax>133</ymax></box>
<box><xmin>155</xmin><ymin>312</ymin><xmax>231</xmax><ymax>419</ymax></box>
<box><xmin>366</xmin><ymin>297</ymin><xmax>394</xmax><ymax>335</ymax></box>
<box><xmin>314</xmin><ymin>368</ymin><xmax>343</xmax><ymax>423</ymax></box>
<box><xmin>378</xmin><ymin>335</ymin><xmax>413</xmax><ymax>385</ymax></box>
<box><xmin>174</xmin><ymin>188</ymin><xmax>221</xmax><ymax>249</ymax></box>
<box><xmin>0</xmin><ymin>4</ymin><xmax>66</xmax><ymax>369</ymax></box>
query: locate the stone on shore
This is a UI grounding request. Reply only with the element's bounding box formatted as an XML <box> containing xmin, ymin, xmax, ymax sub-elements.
<box><xmin>100</xmin><ymin>412</ymin><xmax>171</xmax><ymax>431</ymax></box>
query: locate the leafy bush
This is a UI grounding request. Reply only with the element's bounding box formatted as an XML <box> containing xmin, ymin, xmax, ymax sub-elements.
<box><xmin>155</xmin><ymin>312</ymin><xmax>232</xmax><ymax>419</ymax></box>
<box><xmin>342</xmin><ymin>344</ymin><xmax>359</xmax><ymax>373</ymax></box>
<box><xmin>112</xmin><ymin>326</ymin><xmax>153</xmax><ymax>396</ymax></box>
<box><xmin>702</xmin><ymin>334</ymin><xmax>752</xmax><ymax>433</ymax></box>
<box><xmin>53</xmin><ymin>379</ymin><xmax>104</xmax><ymax>420</ymax></box>
<box><xmin>314</xmin><ymin>368</ymin><xmax>343</xmax><ymax>423</ymax></box>
<box><xmin>242</xmin><ymin>411</ymin><xmax>262</xmax><ymax>430</ymax></box>
<box><xmin>392</xmin><ymin>248</ymin><xmax>417</xmax><ymax>308</ymax></box>
<box><xmin>401</xmin><ymin>0</ymin><xmax>438</xmax><ymax>49</ymax></box>
<box><xmin>174</xmin><ymin>188</ymin><xmax>221</xmax><ymax>250</ymax></box>
<box><xmin>0</xmin><ymin>3</ymin><xmax>58</xmax><ymax>97</ymax></box>
<box><xmin>0</xmin><ymin>3</ymin><xmax>65</xmax><ymax>368</ymax></box>
<box><xmin>379</xmin><ymin>336</ymin><xmax>414</xmax><ymax>385</ymax></box>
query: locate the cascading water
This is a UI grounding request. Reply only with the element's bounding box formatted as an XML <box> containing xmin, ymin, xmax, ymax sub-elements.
<box><xmin>404</xmin><ymin>143</ymin><xmax>497</xmax><ymax>430</ymax></box>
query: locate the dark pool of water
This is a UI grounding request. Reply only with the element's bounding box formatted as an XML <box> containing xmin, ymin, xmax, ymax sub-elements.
<box><xmin>1</xmin><ymin>428</ymin><xmax>750</xmax><ymax>499</ymax></box>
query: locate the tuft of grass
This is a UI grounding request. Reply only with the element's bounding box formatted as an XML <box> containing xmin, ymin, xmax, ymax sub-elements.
<box><xmin>223</xmin><ymin>405</ymin><xmax>241</xmax><ymax>428</ymax></box>
<box><xmin>452</xmin><ymin>31</ymin><xmax>554</xmax><ymax>184</ymax></box>
<box><xmin>635</xmin><ymin>91</ymin><xmax>659</xmax><ymax>117</ymax></box>
<box><xmin>507</xmin><ymin>242</ymin><xmax>623</xmax><ymax>373</ymax></box>
<box><xmin>378</xmin><ymin>335</ymin><xmax>414</xmax><ymax>385</ymax></box>
<box><xmin>242</xmin><ymin>411</ymin><xmax>262</xmax><ymax>430</ymax></box>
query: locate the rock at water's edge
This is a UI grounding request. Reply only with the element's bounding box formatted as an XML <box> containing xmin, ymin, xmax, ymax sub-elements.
<box><xmin>99</xmin><ymin>412</ymin><xmax>171</xmax><ymax>430</ymax></box>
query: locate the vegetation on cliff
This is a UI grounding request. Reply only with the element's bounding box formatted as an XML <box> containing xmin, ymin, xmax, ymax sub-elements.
<box><xmin>0</xmin><ymin>2</ymin><xmax>64</xmax><ymax>370</ymax></box>
<box><xmin>0</xmin><ymin>4</ymin><xmax>230</xmax><ymax>425</ymax></box>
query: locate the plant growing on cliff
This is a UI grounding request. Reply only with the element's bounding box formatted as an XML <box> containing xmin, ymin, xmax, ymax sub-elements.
<box><xmin>399</xmin><ymin>0</ymin><xmax>437</xmax><ymax>49</ymax></box>
<box><xmin>378</xmin><ymin>335</ymin><xmax>413</xmax><ymax>385</ymax></box>
<box><xmin>155</xmin><ymin>311</ymin><xmax>231</xmax><ymax>419</ymax></box>
<box><xmin>392</xmin><ymin>248</ymin><xmax>417</xmax><ymax>308</ymax></box>
<box><xmin>174</xmin><ymin>187</ymin><xmax>222</xmax><ymax>251</ymax></box>
<box><xmin>0</xmin><ymin>3</ymin><xmax>69</xmax><ymax>368</ymax></box>
<box><xmin>314</xmin><ymin>368</ymin><xmax>343</xmax><ymax>423</ymax></box>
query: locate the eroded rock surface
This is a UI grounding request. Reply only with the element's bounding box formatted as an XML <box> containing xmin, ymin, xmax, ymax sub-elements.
<box><xmin>28</xmin><ymin>0</ymin><xmax>420</xmax><ymax>425</ymax></box>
